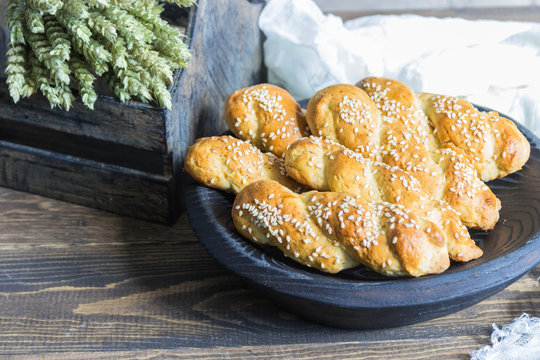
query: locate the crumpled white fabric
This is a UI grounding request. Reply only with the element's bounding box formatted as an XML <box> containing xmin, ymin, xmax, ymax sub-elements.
<box><xmin>471</xmin><ymin>313</ymin><xmax>540</xmax><ymax>360</ymax></box>
<box><xmin>258</xmin><ymin>0</ymin><xmax>540</xmax><ymax>137</ymax></box>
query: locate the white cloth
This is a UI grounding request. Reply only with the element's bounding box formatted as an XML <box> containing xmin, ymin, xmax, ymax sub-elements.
<box><xmin>471</xmin><ymin>313</ymin><xmax>540</xmax><ymax>360</ymax></box>
<box><xmin>258</xmin><ymin>0</ymin><xmax>540</xmax><ymax>137</ymax></box>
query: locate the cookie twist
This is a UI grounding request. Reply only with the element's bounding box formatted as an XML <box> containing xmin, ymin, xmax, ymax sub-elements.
<box><xmin>285</xmin><ymin>136</ymin><xmax>483</xmax><ymax>261</ymax></box>
<box><xmin>417</xmin><ymin>91</ymin><xmax>530</xmax><ymax>181</ymax></box>
<box><xmin>224</xmin><ymin>84</ymin><xmax>310</xmax><ymax>158</ymax></box>
<box><xmin>233</xmin><ymin>180</ymin><xmax>451</xmax><ymax>277</ymax></box>
<box><xmin>307</xmin><ymin>81</ymin><xmax>504</xmax><ymax>229</ymax></box>
<box><xmin>184</xmin><ymin>135</ymin><xmax>302</xmax><ymax>194</ymax></box>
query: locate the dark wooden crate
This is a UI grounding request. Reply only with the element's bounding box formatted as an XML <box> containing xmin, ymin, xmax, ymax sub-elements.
<box><xmin>0</xmin><ymin>0</ymin><xmax>265</xmax><ymax>223</ymax></box>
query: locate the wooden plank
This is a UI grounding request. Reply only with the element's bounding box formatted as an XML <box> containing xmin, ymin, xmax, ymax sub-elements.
<box><xmin>0</xmin><ymin>117</ymin><xmax>168</xmax><ymax>175</ymax></box>
<box><xmin>0</xmin><ymin>80</ymin><xmax>168</xmax><ymax>154</ymax></box>
<box><xmin>314</xmin><ymin>0</ymin><xmax>536</xmax><ymax>13</ymax></box>
<box><xmin>170</xmin><ymin>0</ymin><xmax>265</xmax><ymax>211</ymax></box>
<box><xmin>0</xmin><ymin>186</ymin><xmax>537</xmax><ymax>357</ymax></box>
<box><xmin>171</xmin><ymin>0</ymin><xmax>265</xmax><ymax>174</ymax></box>
<box><xmin>333</xmin><ymin>6</ymin><xmax>540</xmax><ymax>21</ymax></box>
<box><xmin>0</xmin><ymin>140</ymin><xmax>174</xmax><ymax>223</ymax></box>
<box><xmin>0</xmin><ymin>337</ymin><xmax>516</xmax><ymax>359</ymax></box>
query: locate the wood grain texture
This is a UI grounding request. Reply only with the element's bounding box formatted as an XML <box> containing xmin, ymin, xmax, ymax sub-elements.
<box><xmin>172</xmin><ymin>0</ymin><xmax>266</xmax><ymax>171</ymax></box>
<box><xmin>315</xmin><ymin>0</ymin><xmax>538</xmax><ymax>13</ymax></box>
<box><xmin>0</xmin><ymin>140</ymin><xmax>174</xmax><ymax>223</ymax></box>
<box><xmin>0</xmin><ymin>85</ymin><xmax>167</xmax><ymax>152</ymax></box>
<box><xmin>170</xmin><ymin>0</ymin><xmax>265</xmax><ymax>219</ymax></box>
<box><xmin>334</xmin><ymin>6</ymin><xmax>540</xmax><ymax>21</ymax></box>
<box><xmin>1</xmin><ymin>337</ymin><xmax>530</xmax><ymax>360</ymax></box>
<box><xmin>0</xmin><ymin>186</ymin><xmax>537</xmax><ymax>358</ymax></box>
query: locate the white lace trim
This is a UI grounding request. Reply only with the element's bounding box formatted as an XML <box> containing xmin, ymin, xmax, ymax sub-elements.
<box><xmin>471</xmin><ymin>313</ymin><xmax>540</xmax><ymax>360</ymax></box>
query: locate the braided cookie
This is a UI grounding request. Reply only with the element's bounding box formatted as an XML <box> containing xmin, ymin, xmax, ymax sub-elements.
<box><xmin>307</xmin><ymin>82</ymin><xmax>501</xmax><ymax>229</ymax></box>
<box><xmin>417</xmin><ymin>92</ymin><xmax>530</xmax><ymax>181</ymax></box>
<box><xmin>233</xmin><ymin>180</ymin><xmax>450</xmax><ymax>277</ymax></box>
<box><xmin>224</xmin><ymin>84</ymin><xmax>310</xmax><ymax>158</ymax></box>
<box><xmin>305</xmin><ymin>84</ymin><xmax>382</xmax><ymax>160</ymax></box>
<box><xmin>184</xmin><ymin>135</ymin><xmax>302</xmax><ymax>194</ymax></box>
<box><xmin>285</xmin><ymin>136</ymin><xmax>483</xmax><ymax>261</ymax></box>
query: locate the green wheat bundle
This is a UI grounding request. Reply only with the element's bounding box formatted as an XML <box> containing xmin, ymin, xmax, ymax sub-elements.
<box><xmin>5</xmin><ymin>0</ymin><xmax>195</xmax><ymax>110</ymax></box>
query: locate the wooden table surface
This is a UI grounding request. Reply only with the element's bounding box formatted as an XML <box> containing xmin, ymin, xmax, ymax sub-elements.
<box><xmin>0</xmin><ymin>185</ymin><xmax>538</xmax><ymax>359</ymax></box>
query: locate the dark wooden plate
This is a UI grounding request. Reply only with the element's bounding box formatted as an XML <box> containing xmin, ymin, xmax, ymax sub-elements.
<box><xmin>184</xmin><ymin>105</ymin><xmax>540</xmax><ymax>329</ymax></box>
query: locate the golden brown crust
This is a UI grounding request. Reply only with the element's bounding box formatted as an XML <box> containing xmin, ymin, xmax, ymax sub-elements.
<box><xmin>434</xmin><ymin>144</ymin><xmax>501</xmax><ymax>230</ymax></box>
<box><xmin>184</xmin><ymin>135</ymin><xmax>302</xmax><ymax>194</ymax></box>
<box><xmin>418</xmin><ymin>93</ymin><xmax>530</xmax><ymax>181</ymax></box>
<box><xmin>306</xmin><ymin>84</ymin><xmax>381</xmax><ymax>159</ymax></box>
<box><xmin>224</xmin><ymin>84</ymin><xmax>310</xmax><ymax>158</ymax></box>
<box><xmin>285</xmin><ymin>136</ymin><xmax>483</xmax><ymax>261</ymax></box>
<box><xmin>358</xmin><ymin>77</ymin><xmax>443</xmax><ymax>197</ymax></box>
<box><xmin>351</xmin><ymin>77</ymin><xmax>501</xmax><ymax>229</ymax></box>
<box><xmin>233</xmin><ymin>180</ymin><xmax>450</xmax><ymax>276</ymax></box>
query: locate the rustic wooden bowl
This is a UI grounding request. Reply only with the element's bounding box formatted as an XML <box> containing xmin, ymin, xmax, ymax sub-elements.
<box><xmin>184</xmin><ymin>106</ymin><xmax>540</xmax><ymax>329</ymax></box>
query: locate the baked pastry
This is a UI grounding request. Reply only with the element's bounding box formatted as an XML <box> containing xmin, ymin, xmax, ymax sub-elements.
<box><xmin>285</xmin><ymin>136</ymin><xmax>483</xmax><ymax>261</ymax></box>
<box><xmin>186</xmin><ymin>80</ymin><xmax>530</xmax><ymax>277</ymax></box>
<box><xmin>307</xmin><ymin>81</ymin><xmax>501</xmax><ymax>229</ymax></box>
<box><xmin>305</xmin><ymin>84</ymin><xmax>382</xmax><ymax>160</ymax></box>
<box><xmin>355</xmin><ymin>79</ymin><xmax>443</xmax><ymax>196</ymax></box>
<box><xmin>233</xmin><ymin>180</ymin><xmax>450</xmax><ymax>276</ymax></box>
<box><xmin>224</xmin><ymin>84</ymin><xmax>310</xmax><ymax>158</ymax></box>
<box><xmin>184</xmin><ymin>135</ymin><xmax>302</xmax><ymax>194</ymax></box>
<box><xmin>417</xmin><ymin>92</ymin><xmax>530</xmax><ymax>181</ymax></box>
